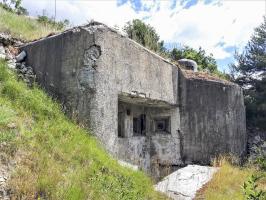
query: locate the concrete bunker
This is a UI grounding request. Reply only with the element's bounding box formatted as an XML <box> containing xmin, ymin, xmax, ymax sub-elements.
<box><xmin>20</xmin><ymin>22</ymin><xmax>247</xmax><ymax>179</ymax></box>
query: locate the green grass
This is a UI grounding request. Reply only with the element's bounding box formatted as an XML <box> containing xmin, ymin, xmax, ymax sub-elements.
<box><xmin>0</xmin><ymin>6</ymin><xmax>60</xmax><ymax>41</ymax></box>
<box><xmin>0</xmin><ymin>59</ymin><xmax>166</xmax><ymax>200</ymax></box>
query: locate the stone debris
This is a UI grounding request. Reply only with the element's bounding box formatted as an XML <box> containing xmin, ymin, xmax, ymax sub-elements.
<box><xmin>0</xmin><ymin>34</ymin><xmax>20</xmax><ymax>71</ymax></box>
<box><xmin>0</xmin><ymin>36</ymin><xmax>35</xmax><ymax>87</ymax></box>
<box><xmin>0</xmin><ymin>32</ymin><xmax>24</xmax><ymax>46</ymax></box>
<box><xmin>16</xmin><ymin>62</ymin><xmax>36</xmax><ymax>86</ymax></box>
<box><xmin>154</xmin><ymin>165</ymin><xmax>218</xmax><ymax>200</ymax></box>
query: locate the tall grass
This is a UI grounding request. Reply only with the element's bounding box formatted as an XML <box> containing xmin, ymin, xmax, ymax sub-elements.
<box><xmin>0</xmin><ymin>59</ymin><xmax>166</xmax><ymax>200</ymax></box>
<box><xmin>196</xmin><ymin>156</ymin><xmax>266</xmax><ymax>200</ymax></box>
<box><xmin>0</xmin><ymin>7</ymin><xmax>60</xmax><ymax>41</ymax></box>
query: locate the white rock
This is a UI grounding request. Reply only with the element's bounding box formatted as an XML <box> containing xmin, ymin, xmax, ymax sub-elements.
<box><xmin>7</xmin><ymin>62</ymin><xmax>16</xmax><ymax>69</ymax></box>
<box><xmin>0</xmin><ymin>45</ymin><xmax>5</xmax><ymax>54</ymax></box>
<box><xmin>154</xmin><ymin>165</ymin><xmax>218</xmax><ymax>200</ymax></box>
<box><xmin>0</xmin><ymin>177</ymin><xmax>6</xmax><ymax>182</ymax></box>
<box><xmin>0</xmin><ymin>45</ymin><xmax>5</xmax><ymax>59</ymax></box>
<box><xmin>0</xmin><ymin>54</ymin><xmax>5</xmax><ymax>59</ymax></box>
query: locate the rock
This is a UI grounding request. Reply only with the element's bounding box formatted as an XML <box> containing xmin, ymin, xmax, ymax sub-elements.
<box><xmin>4</xmin><ymin>48</ymin><xmax>13</xmax><ymax>60</ymax></box>
<box><xmin>154</xmin><ymin>165</ymin><xmax>218</xmax><ymax>200</ymax></box>
<box><xmin>0</xmin><ymin>32</ymin><xmax>23</xmax><ymax>46</ymax></box>
<box><xmin>7</xmin><ymin>46</ymin><xmax>18</xmax><ymax>56</ymax></box>
<box><xmin>7</xmin><ymin>123</ymin><xmax>16</xmax><ymax>129</ymax></box>
<box><xmin>0</xmin><ymin>54</ymin><xmax>5</xmax><ymax>60</ymax></box>
<box><xmin>0</xmin><ymin>45</ymin><xmax>5</xmax><ymax>53</ymax></box>
<box><xmin>15</xmin><ymin>51</ymin><xmax>26</xmax><ymax>62</ymax></box>
<box><xmin>7</xmin><ymin>60</ymin><xmax>16</xmax><ymax>69</ymax></box>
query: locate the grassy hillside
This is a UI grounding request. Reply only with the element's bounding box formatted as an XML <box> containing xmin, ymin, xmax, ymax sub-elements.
<box><xmin>0</xmin><ymin>59</ymin><xmax>166</xmax><ymax>199</ymax></box>
<box><xmin>196</xmin><ymin>158</ymin><xmax>266</xmax><ymax>200</ymax></box>
<box><xmin>0</xmin><ymin>6</ymin><xmax>60</xmax><ymax>41</ymax></box>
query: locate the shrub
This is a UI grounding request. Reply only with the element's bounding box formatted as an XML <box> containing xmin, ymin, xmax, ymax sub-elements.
<box><xmin>37</xmin><ymin>15</ymin><xmax>69</xmax><ymax>31</ymax></box>
<box><xmin>242</xmin><ymin>174</ymin><xmax>266</xmax><ymax>200</ymax></box>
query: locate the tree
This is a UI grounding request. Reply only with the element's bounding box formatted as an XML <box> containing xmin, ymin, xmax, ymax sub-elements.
<box><xmin>231</xmin><ymin>16</ymin><xmax>266</xmax><ymax>130</ymax></box>
<box><xmin>0</xmin><ymin>0</ymin><xmax>28</xmax><ymax>15</ymax></box>
<box><xmin>123</xmin><ymin>19</ymin><xmax>227</xmax><ymax>78</ymax></box>
<box><xmin>123</xmin><ymin>19</ymin><xmax>164</xmax><ymax>53</ymax></box>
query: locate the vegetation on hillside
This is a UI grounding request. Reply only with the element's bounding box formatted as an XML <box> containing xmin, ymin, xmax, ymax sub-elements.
<box><xmin>123</xmin><ymin>19</ymin><xmax>165</xmax><ymax>53</ymax></box>
<box><xmin>0</xmin><ymin>59</ymin><xmax>166</xmax><ymax>199</ymax></box>
<box><xmin>231</xmin><ymin>16</ymin><xmax>266</xmax><ymax>131</ymax></box>
<box><xmin>0</xmin><ymin>6</ymin><xmax>60</xmax><ymax>41</ymax></box>
<box><xmin>196</xmin><ymin>157</ymin><xmax>266</xmax><ymax>200</ymax></box>
<box><xmin>0</xmin><ymin>2</ymin><xmax>69</xmax><ymax>41</ymax></box>
<box><xmin>37</xmin><ymin>15</ymin><xmax>70</xmax><ymax>31</ymax></box>
<box><xmin>123</xmin><ymin>19</ymin><xmax>228</xmax><ymax>79</ymax></box>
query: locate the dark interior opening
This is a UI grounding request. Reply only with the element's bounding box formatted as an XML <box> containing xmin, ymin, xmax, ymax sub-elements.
<box><xmin>133</xmin><ymin>114</ymin><xmax>146</xmax><ymax>136</ymax></box>
<box><xmin>154</xmin><ymin>117</ymin><xmax>170</xmax><ymax>133</ymax></box>
<box><xmin>118</xmin><ymin>111</ymin><xmax>124</xmax><ymax>137</ymax></box>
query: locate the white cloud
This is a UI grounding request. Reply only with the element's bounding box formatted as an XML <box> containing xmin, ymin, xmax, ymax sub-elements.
<box><xmin>145</xmin><ymin>0</ymin><xmax>265</xmax><ymax>60</ymax></box>
<box><xmin>21</xmin><ymin>0</ymin><xmax>265</xmax><ymax>65</ymax></box>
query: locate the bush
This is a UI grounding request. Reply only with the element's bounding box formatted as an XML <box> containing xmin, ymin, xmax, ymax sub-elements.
<box><xmin>242</xmin><ymin>175</ymin><xmax>266</xmax><ymax>200</ymax></box>
<box><xmin>37</xmin><ymin>15</ymin><xmax>69</xmax><ymax>30</ymax></box>
<box><xmin>0</xmin><ymin>0</ymin><xmax>28</xmax><ymax>15</ymax></box>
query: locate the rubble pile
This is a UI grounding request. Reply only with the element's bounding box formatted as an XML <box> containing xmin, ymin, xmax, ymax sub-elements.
<box><xmin>0</xmin><ymin>34</ymin><xmax>35</xmax><ymax>86</ymax></box>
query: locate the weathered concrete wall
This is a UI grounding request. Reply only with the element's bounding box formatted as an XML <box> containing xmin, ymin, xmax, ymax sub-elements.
<box><xmin>21</xmin><ymin>28</ymin><xmax>97</xmax><ymax>128</ymax></box>
<box><xmin>179</xmin><ymin>69</ymin><xmax>247</xmax><ymax>164</ymax></box>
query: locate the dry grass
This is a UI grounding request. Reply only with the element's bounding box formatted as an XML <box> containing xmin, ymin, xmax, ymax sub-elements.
<box><xmin>195</xmin><ymin>156</ymin><xmax>266</xmax><ymax>200</ymax></box>
<box><xmin>0</xmin><ymin>7</ymin><xmax>60</xmax><ymax>41</ymax></box>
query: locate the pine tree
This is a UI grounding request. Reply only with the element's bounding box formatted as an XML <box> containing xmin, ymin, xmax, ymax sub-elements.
<box><xmin>231</xmin><ymin>16</ymin><xmax>266</xmax><ymax>129</ymax></box>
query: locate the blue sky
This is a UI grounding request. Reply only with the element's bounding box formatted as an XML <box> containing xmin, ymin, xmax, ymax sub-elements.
<box><xmin>17</xmin><ymin>0</ymin><xmax>266</xmax><ymax>72</ymax></box>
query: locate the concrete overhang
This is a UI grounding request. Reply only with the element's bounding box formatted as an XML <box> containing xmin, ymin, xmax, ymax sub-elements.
<box><xmin>118</xmin><ymin>92</ymin><xmax>177</xmax><ymax>108</ymax></box>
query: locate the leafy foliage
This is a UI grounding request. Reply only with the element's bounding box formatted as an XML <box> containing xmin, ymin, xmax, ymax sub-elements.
<box><xmin>242</xmin><ymin>175</ymin><xmax>266</xmax><ymax>200</ymax></box>
<box><xmin>123</xmin><ymin>19</ymin><xmax>165</xmax><ymax>53</ymax></box>
<box><xmin>231</xmin><ymin>16</ymin><xmax>266</xmax><ymax>130</ymax></box>
<box><xmin>0</xmin><ymin>0</ymin><xmax>28</xmax><ymax>15</ymax></box>
<box><xmin>0</xmin><ymin>6</ymin><xmax>62</xmax><ymax>41</ymax></box>
<box><xmin>123</xmin><ymin>19</ymin><xmax>228</xmax><ymax>79</ymax></box>
<box><xmin>170</xmin><ymin>46</ymin><xmax>229</xmax><ymax>79</ymax></box>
